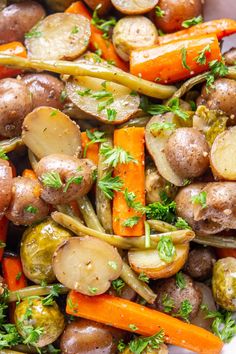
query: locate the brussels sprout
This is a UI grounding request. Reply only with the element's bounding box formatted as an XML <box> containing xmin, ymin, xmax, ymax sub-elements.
<box><xmin>15</xmin><ymin>297</ymin><xmax>65</xmax><ymax>347</ymax></box>
<box><xmin>21</xmin><ymin>218</ymin><xmax>72</xmax><ymax>284</ymax></box>
<box><xmin>212</xmin><ymin>257</ymin><xmax>236</xmax><ymax>311</ymax></box>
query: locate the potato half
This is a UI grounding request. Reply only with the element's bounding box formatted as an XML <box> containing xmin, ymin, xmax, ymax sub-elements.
<box><xmin>210</xmin><ymin>127</ymin><xmax>236</xmax><ymax>180</ymax></box>
<box><xmin>128</xmin><ymin>244</ymin><xmax>189</xmax><ymax>279</ymax></box>
<box><xmin>25</xmin><ymin>13</ymin><xmax>90</xmax><ymax>60</ymax></box>
<box><xmin>111</xmin><ymin>0</ymin><xmax>158</xmax><ymax>15</ymax></box>
<box><xmin>52</xmin><ymin>236</ymin><xmax>123</xmax><ymax>295</ymax></box>
<box><xmin>22</xmin><ymin>106</ymin><xmax>82</xmax><ymax>159</ymax></box>
<box><xmin>66</xmin><ymin>76</ymin><xmax>140</xmax><ymax>124</ymax></box>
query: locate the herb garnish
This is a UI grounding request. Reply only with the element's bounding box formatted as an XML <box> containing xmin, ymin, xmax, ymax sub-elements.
<box><xmin>182</xmin><ymin>15</ymin><xmax>203</xmax><ymax>28</ymax></box>
<box><xmin>98</xmin><ymin>172</ymin><xmax>123</xmax><ymax>199</ymax></box>
<box><xmin>100</xmin><ymin>144</ymin><xmax>137</xmax><ymax>167</ymax></box>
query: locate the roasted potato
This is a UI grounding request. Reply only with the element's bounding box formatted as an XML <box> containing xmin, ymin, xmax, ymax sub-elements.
<box><xmin>224</xmin><ymin>47</ymin><xmax>236</xmax><ymax>66</ymax></box>
<box><xmin>0</xmin><ymin>160</ymin><xmax>13</xmax><ymax>218</ymax></box>
<box><xmin>111</xmin><ymin>0</ymin><xmax>158</xmax><ymax>15</ymax></box>
<box><xmin>112</xmin><ymin>16</ymin><xmax>158</xmax><ymax>61</ymax></box>
<box><xmin>165</xmin><ymin>128</ymin><xmax>210</xmax><ymax>179</ymax></box>
<box><xmin>184</xmin><ymin>247</ymin><xmax>216</xmax><ymax>281</ymax></box>
<box><xmin>53</xmin><ymin>236</ymin><xmax>123</xmax><ymax>295</ymax></box>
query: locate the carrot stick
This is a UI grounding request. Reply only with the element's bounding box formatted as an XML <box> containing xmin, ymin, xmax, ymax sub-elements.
<box><xmin>158</xmin><ymin>18</ymin><xmax>236</xmax><ymax>46</ymax></box>
<box><xmin>22</xmin><ymin>169</ymin><xmax>37</xmax><ymax>179</ymax></box>
<box><xmin>65</xmin><ymin>1</ymin><xmax>128</xmax><ymax>72</ymax></box>
<box><xmin>0</xmin><ymin>217</ymin><xmax>8</xmax><ymax>262</ymax></box>
<box><xmin>2</xmin><ymin>255</ymin><xmax>27</xmax><ymax>291</ymax></box>
<box><xmin>112</xmin><ymin>127</ymin><xmax>145</xmax><ymax>236</ymax></box>
<box><xmin>81</xmin><ymin>131</ymin><xmax>99</xmax><ymax>165</ymax></box>
<box><xmin>0</xmin><ymin>42</ymin><xmax>27</xmax><ymax>79</ymax></box>
<box><xmin>66</xmin><ymin>292</ymin><xmax>223</xmax><ymax>354</ymax></box>
<box><xmin>130</xmin><ymin>35</ymin><xmax>221</xmax><ymax>84</ymax></box>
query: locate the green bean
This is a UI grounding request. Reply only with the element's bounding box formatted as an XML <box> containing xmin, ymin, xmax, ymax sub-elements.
<box><xmin>118</xmin><ymin>116</ymin><xmax>150</xmax><ymax>128</ymax></box>
<box><xmin>7</xmin><ymin>283</ymin><xmax>69</xmax><ymax>302</ymax></box>
<box><xmin>1</xmin><ymin>350</ymin><xmax>26</xmax><ymax>354</ymax></box>
<box><xmin>194</xmin><ymin>234</ymin><xmax>236</xmax><ymax>249</ymax></box>
<box><xmin>11</xmin><ymin>345</ymin><xmax>38</xmax><ymax>354</ymax></box>
<box><xmin>76</xmin><ymin>196</ymin><xmax>105</xmax><ymax>232</ymax></box>
<box><xmin>0</xmin><ymin>136</ymin><xmax>24</xmax><ymax>153</ymax></box>
<box><xmin>147</xmin><ymin>219</ymin><xmax>178</xmax><ymax>232</ymax></box>
<box><xmin>0</xmin><ymin>55</ymin><xmax>176</xmax><ymax>99</ymax></box>
<box><xmin>51</xmin><ymin>211</ymin><xmax>195</xmax><ymax>249</ymax></box>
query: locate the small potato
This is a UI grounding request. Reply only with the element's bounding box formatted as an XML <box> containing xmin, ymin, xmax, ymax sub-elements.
<box><xmin>197</xmin><ymin>79</ymin><xmax>236</xmax><ymax>125</ymax></box>
<box><xmin>224</xmin><ymin>48</ymin><xmax>236</xmax><ymax>66</ymax></box>
<box><xmin>154</xmin><ymin>0</ymin><xmax>202</xmax><ymax>33</ymax></box>
<box><xmin>109</xmin><ymin>283</ymin><xmax>137</xmax><ymax>301</ymax></box>
<box><xmin>184</xmin><ymin>247</ymin><xmax>216</xmax><ymax>281</ymax></box>
<box><xmin>21</xmin><ymin>74</ymin><xmax>64</xmax><ymax>110</ymax></box>
<box><xmin>0</xmin><ymin>78</ymin><xmax>32</xmax><ymax>138</ymax></box>
<box><xmin>35</xmin><ymin>154</ymin><xmax>95</xmax><ymax>205</ymax></box>
<box><xmin>128</xmin><ymin>244</ymin><xmax>189</xmax><ymax>279</ymax></box>
<box><xmin>53</xmin><ymin>236</ymin><xmax>123</xmax><ymax>295</ymax></box>
<box><xmin>83</xmin><ymin>0</ymin><xmax>112</xmax><ymax>15</ymax></box>
<box><xmin>60</xmin><ymin>319</ymin><xmax>124</xmax><ymax>354</ymax></box>
<box><xmin>165</xmin><ymin>128</ymin><xmax>210</xmax><ymax>179</ymax></box>
<box><xmin>5</xmin><ymin>177</ymin><xmax>49</xmax><ymax>226</ymax></box>
<box><xmin>193</xmin><ymin>182</ymin><xmax>236</xmax><ymax>230</ymax></box>
<box><xmin>0</xmin><ymin>1</ymin><xmax>45</xmax><ymax>44</ymax></box>
<box><xmin>112</xmin><ymin>16</ymin><xmax>158</xmax><ymax>61</ymax></box>
<box><xmin>111</xmin><ymin>0</ymin><xmax>158</xmax><ymax>15</ymax></box>
<box><xmin>0</xmin><ymin>160</ymin><xmax>13</xmax><ymax>217</ymax></box>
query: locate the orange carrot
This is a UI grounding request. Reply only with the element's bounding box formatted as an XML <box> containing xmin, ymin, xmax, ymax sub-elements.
<box><xmin>130</xmin><ymin>35</ymin><xmax>221</xmax><ymax>84</ymax></box>
<box><xmin>2</xmin><ymin>254</ymin><xmax>27</xmax><ymax>291</ymax></box>
<box><xmin>66</xmin><ymin>1</ymin><xmax>128</xmax><ymax>71</ymax></box>
<box><xmin>0</xmin><ymin>42</ymin><xmax>27</xmax><ymax>79</ymax></box>
<box><xmin>22</xmin><ymin>169</ymin><xmax>37</xmax><ymax>179</ymax></box>
<box><xmin>158</xmin><ymin>18</ymin><xmax>236</xmax><ymax>46</ymax></box>
<box><xmin>216</xmin><ymin>248</ymin><xmax>236</xmax><ymax>259</ymax></box>
<box><xmin>66</xmin><ymin>292</ymin><xmax>223</xmax><ymax>354</ymax></box>
<box><xmin>112</xmin><ymin>127</ymin><xmax>145</xmax><ymax>236</ymax></box>
<box><xmin>81</xmin><ymin>131</ymin><xmax>99</xmax><ymax>165</ymax></box>
<box><xmin>0</xmin><ymin>217</ymin><xmax>8</xmax><ymax>262</ymax></box>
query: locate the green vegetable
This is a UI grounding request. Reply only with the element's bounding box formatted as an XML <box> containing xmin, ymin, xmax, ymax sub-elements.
<box><xmin>123</xmin><ymin>216</ymin><xmax>140</xmax><ymax>228</ymax></box>
<box><xmin>123</xmin><ymin>189</ymin><xmax>147</xmax><ymax>215</ymax></box>
<box><xmin>206</xmin><ymin>60</ymin><xmax>229</xmax><ymax>88</ymax></box>
<box><xmin>42</xmin><ymin>284</ymin><xmax>60</xmax><ymax>306</ymax></box>
<box><xmin>157</xmin><ymin>236</ymin><xmax>176</xmax><ymax>263</ymax></box>
<box><xmin>128</xmin><ymin>330</ymin><xmax>164</xmax><ymax>354</ymax></box>
<box><xmin>149</xmin><ymin>122</ymin><xmax>176</xmax><ymax>136</ymax></box>
<box><xmin>98</xmin><ymin>172</ymin><xmax>123</xmax><ymax>199</ymax></box>
<box><xmin>182</xmin><ymin>15</ymin><xmax>203</xmax><ymax>28</ymax></box>
<box><xmin>112</xmin><ymin>278</ymin><xmax>125</xmax><ymax>295</ymax></box>
<box><xmin>84</xmin><ymin>130</ymin><xmax>106</xmax><ymax>158</ymax></box>
<box><xmin>0</xmin><ymin>148</ymin><xmax>8</xmax><ymax>161</ymax></box>
<box><xmin>100</xmin><ymin>144</ymin><xmax>137</xmax><ymax>167</ymax></box>
<box><xmin>175</xmin><ymin>272</ymin><xmax>186</xmax><ymax>290</ymax></box>
<box><xmin>41</xmin><ymin>171</ymin><xmax>63</xmax><ymax>189</ymax></box>
<box><xmin>129</xmin><ymin>324</ymin><xmax>138</xmax><ymax>331</ymax></box>
<box><xmin>181</xmin><ymin>47</ymin><xmax>190</xmax><ymax>71</ymax></box>
<box><xmin>144</xmin><ymin>221</ymin><xmax>151</xmax><ymax>248</ymax></box>
<box><xmin>155</xmin><ymin>6</ymin><xmax>165</xmax><ymax>17</ymax></box>
<box><xmin>107</xmin><ymin>108</ymin><xmax>117</xmax><ymax>121</ymax></box>
<box><xmin>91</xmin><ymin>4</ymin><xmax>116</xmax><ymax>39</ymax></box>
<box><xmin>63</xmin><ymin>175</ymin><xmax>83</xmax><ymax>193</ymax></box>
<box><xmin>25</xmin><ymin>29</ymin><xmax>42</xmax><ymax>39</ymax></box>
<box><xmin>162</xmin><ymin>294</ymin><xmax>175</xmax><ymax>313</ymax></box>
<box><xmin>146</xmin><ymin>200</ymin><xmax>177</xmax><ymax>224</ymax></box>
<box><xmin>138</xmin><ymin>273</ymin><xmax>149</xmax><ymax>284</ymax></box>
<box><xmin>191</xmin><ymin>191</ymin><xmax>207</xmax><ymax>208</ymax></box>
<box><xmin>174</xmin><ymin>299</ymin><xmax>192</xmax><ymax>322</ymax></box>
<box><xmin>194</xmin><ymin>44</ymin><xmax>211</xmax><ymax>65</ymax></box>
<box><xmin>175</xmin><ymin>217</ymin><xmax>191</xmax><ymax>230</ymax></box>
<box><xmin>24</xmin><ymin>205</ymin><xmax>38</xmax><ymax>214</ymax></box>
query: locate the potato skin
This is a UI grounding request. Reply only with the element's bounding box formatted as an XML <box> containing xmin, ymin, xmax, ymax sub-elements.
<box><xmin>184</xmin><ymin>247</ymin><xmax>216</xmax><ymax>281</ymax></box>
<box><xmin>165</xmin><ymin>128</ymin><xmax>210</xmax><ymax>179</ymax></box>
<box><xmin>0</xmin><ymin>160</ymin><xmax>13</xmax><ymax>217</ymax></box>
<box><xmin>83</xmin><ymin>0</ymin><xmax>112</xmax><ymax>15</ymax></box>
<box><xmin>197</xmin><ymin>78</ymin><xmax>236</xmax><ymax>125</ymax></box>
<box><xmin>0</xmin><ymin>1</ymin><xmax>45</xmax><ymax>44</ymax></box>
<box><xmin>155</xmin><ymin>274</ymin><xmax>202</xmax><ymax>320</ymax></box>
<box><xmin>0</xmin><ymin>78</ymin><xmax>32</xmax><ymax>138</ymax></box>
<box><xmin>154</xmin><ymin>0</ymin><xmax>202</xmax><ymax>33</ymax></box>
<box><xmin>224</xmin><ymin>47</ymin><xmax>236</xmax><ymax>66</ymax></box>
<box><xmin>21</xmin><ymin>74</ymin><xmax>64</xmax><ymax>110</ymax></box>
<box><xmin>60</xmin><ymin>319</ymin><xmax>124</xmax><ymax>354</ymax></box>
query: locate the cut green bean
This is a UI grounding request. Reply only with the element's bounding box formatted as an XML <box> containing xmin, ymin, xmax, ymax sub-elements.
<box><xmin>0</xmin><ymin>55</ymin><xmax>176</xmax><ymax>99</ymax></box>
<box><xmin>147</xmin><ymin>219</ymin><xmax>178</xmax><ymax>232</ymax></box>
<box><xmin>77</xmin><ymin>196</ymin><xmax>105</xmax><ymax>232</ymax></box>
<box><xmin>0</xmin><ymin>136</ymin><xmax>24</xmax><ymax>153</ymax></box>
<box><xmin>194</xmin><ymin>234</ymin><xmax>236</xmax><ymax>248</ymax></box>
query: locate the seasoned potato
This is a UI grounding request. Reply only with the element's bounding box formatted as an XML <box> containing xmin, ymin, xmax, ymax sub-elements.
<box><xmin>0</xmin><ymin>1</ymin><xmax>45</xmax><ymax>44</ymax></box>
<box><xmin>165</xmin><ymin>128</ymin><xmax>210</xmax><ymax>179</ymax></box>
<box><xmin>111</xmin><ymin>0</ymin><xmax>158</xmax><ymax>15</ymax></box>
<box><xmin>21</xmin><ymin>74</ymin><xmax>64</xmax><ymax>110</ymax></box>
<box><xmin>197</xmin><ymin>79</ymin><xmax>236</xmax><ymax>125</ymax></box>
<box><xmin>210</xmin><ymin>127</ymin><xmax>236</xmax><ymax>180</ymax></box>
<box><xmin>224</xmin><ymin>47</ymin><xmax>236</xmax><ymax>66</ymax></box>
<box><xmin>53</xmin><ymin>236</ymin><xmax>123</xmax><ymax>295</ymax></box>
<box><xmin>0</xmin><ymin>78</ymin><xmax>32</xmax><ymax>138</ymax></box>
<box><xmin>175</xmin><ymin>183</ymin><xmax>224</xmax><ymax>235</ymax></box>
<box><xmin>193</xmin><ymin>182</ymin><xmax>236</xmax><ymax>230</ymax></box>
<box><xmin>128</xmin><ymin>244</ymin><xmax>189</xmax><ymax>279</ymax></box>
<box><xmin>0</xmin><ymin>160</ymin><xmax>13</xmax><ymax>218</ymax></box>
<box><xmin>83</xmin><ymin>0</ymin><xmax>112</xmax><ymax>15</ymax></box>
<box><xmin>154</xmin><ymin>0</ymin><xmax>202</xmax><ymax>33</ymax></box>
<box><xmin>112</xmin><ymin>16</ymin><xmax>158</xmax><ymax>61</ymax></box>
<box><xmin>26</xmin><ymin>13</ymin><xmax>91</xmax><ymax>60</ymax></box>
<box><xmin>184</xmin><ymin>247</ymin><xmax>216</xmax><ymax>280</ymax></box>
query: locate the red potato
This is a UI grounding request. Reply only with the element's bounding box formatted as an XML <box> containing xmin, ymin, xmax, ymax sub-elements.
<box><xmin>0</xmin><ymin>160</ymin><xmax>13</xmax><ymax>217</ymax></box>
<box><xmin>111</xmin><ymin>0</ymin><xmax>158</xmax><ymax>15</ymax></box>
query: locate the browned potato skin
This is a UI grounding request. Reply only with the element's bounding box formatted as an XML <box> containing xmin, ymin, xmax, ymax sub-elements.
<box><xmin>0</xmin><ymin>160</ymin><xmax>13</xmax><ymax>218</ymax></box>
<box><xmin>5</xmin><ymin>177</ymin><xmax>49</xmax><ymax>226</ymax></box>
<box><xmin>21</xmin><ymin>74</ymin><xmax>64</xmax><ymax>110</ymax></box>
<box><xmin>194</xmin><ymin>182</ymin><xmax>236</xmax><ymax>229</ymax></box>
<box><xmin>184</xmin><ymin>247</ymin><xmax>216</xmax><ymax>281</ymax></box>
<box><xmin>175</xmin><ymin>183</ymin><xmax>224</xmax><ymax>235</ymax></box>
<box><xmin>154</xmin><ymin>0</ymin><xmax>202</xmax><ymax>33</ymax></box>
<box><xmin>155</xmin><ymin>274</ymin><xmax>202</xmax><ymax>320</ymax></box>
<box><xmin>60</xmin><ymin>319</ymin><xmax>125</xmax><ymax>354</ymax></box>
<box><xmin>165</xmin><ymin>128</ymin><xmax>210</xmax><ymax>179</ymax></box>
<box><xmin>197</xmin><ymin>79</ymin><xmax>236</xmax><ymax>125</ymax></box>
<box><xmin>0</xmin><ymin>1</ymin><xmax>45</xmax><ymax>44</ymax></box>
<box><xmin>224</xmin><ymin>47</ymin><xmax>236</xmax><ymax>66</ymax></box>
<box><xmin>35</xmin><ymin>154</ymin><xmax>95</xmax><ymax>205</ymax></box>
<box><xmin>83</xmin><ymin>0</ymin><xmax>112</xmax><ymax>15</ymax></box>
<box><xmin>0</xmin><ymin>78</ymin><xmax>32</xmax><ymax>138</ymax></box>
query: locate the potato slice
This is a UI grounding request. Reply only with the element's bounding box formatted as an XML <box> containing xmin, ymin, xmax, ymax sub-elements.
<box><xmin>66</xmin><ymin>76</ymin><xmax>140</xmax><ymax>124</ymax></box>
<box><xmin>112</xmin><ymin>16</ymin><xmax>158</xmax><ymax>61</ymax></box>
<box><xmin>25</xmin><ymin>13</ymin><xmax>90</xmax><ymax>60</ymax></box>
<box><xmin>210</xmin><ymin>127</ymin><xmax>236</xmax><ymax>180</ymax></box>
<box><xmin>111</xmin><ymin>0</ymin><xmax>158</xmax><ymax>15</ymax></box>
<box><xmin>22</xmin><ymin>107</ymin><xmax>82</xmax><ymax>159</ymax></box>
<box><xmin>145</xmin><ymin>114</ymin><xmax>184</xmax><ymax>186</ymax></box>
<box><xmin>52</xmin><ymin>236</ymin><xmax>123</xmax><ymax>296</ymax></box>
<box><xmin>128</xmin><ymin>244</ymin><xmax>189</xmax><ymax>279</ymax></box>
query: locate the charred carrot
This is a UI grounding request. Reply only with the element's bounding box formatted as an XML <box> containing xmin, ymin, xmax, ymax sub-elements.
<box><xmin>22</xmin><ymin>169</ymin><xmax>37</xmax><ymax>179</ymax></box>
<box><xmin>2</xmin><ymin>254</ymin><xmax>27</xmax><ymax>291</ymax></box>
<box><xmin>0</xmin><ymin>217</ymin><xmax>8</xmax><ymax>262</ymax></box>
<box><xmin>130</xmin><ymin>35</ymin><xmax>221</xmax><ymax>84</ymax></box>
<box><xmin>66</xmin><ymin>1</ymin><xmax>128</xmax><ymax>71</ymax></box>
<box><xmin>0</xmin><ymin>42</ymin><xmax>27</xmax><ymax>79</ymax></box>
<box><xmin>66</xmin><ymin>292</ymin><xmax>223</xmax><ymax>354</ymax></box>
<box><xmin>158</xmin><ymin>18</ymin><xmax>236</xmax><ymax>46</ymax></box>
<box><xmin>112</xmin><ymin>127</ymin><xmax>145</xmax><ymax>236</ymax></box>
<box><xmin>81</xmin><ymin>131</ymin><xmax>99</xmax><ymax>165</ymax></box>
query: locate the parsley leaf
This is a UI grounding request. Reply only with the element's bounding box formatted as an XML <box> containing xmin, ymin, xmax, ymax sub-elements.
<box><xmin>98</xmin><ymin>172</ymin><xmax>123</xmax><ymax>199</ymax></box>
<box><xmin>41</xmin><ymin>171</ymin><xmax>63</xmax><ymax>189</ymax></box>
<box><xmin>129</xmin><ymin>324</ymin><xmax>138</xmax><ymax>331</ymax></box>
<box><xmin>91</xmin><ymin>4</ymin><xmax>116</xmax><ymax>39</ymax></box>
<box><xmin>194</xmin><ymin>44</ymin><xmax>211</xmax><ymax>65</ymax></box>
<box><xmin>175</xmin><ymin>217</ymin><xmax>191</xmax><ymax>230</ymax></box>
<box><xmin>138</xmin><ymin>273</ymin><xmax>149</xmax><ymax>283</ymax></box>
<box><xmin>42</xmin><ymin>284</ymin><xmax>60</xmax><ymax>306</ymax></box>
<box><xmin>123</xmin><ymin>189</ymin><xmax>147</xmax><ymax>214</ymax></box>
<box><xmin>71</xmin><ymin>25</ymin><xmax>79</xmax><ymax>34</ymax></box>
<box><xmin>100</xmin><ymin>144</ymin><xmax>137</xmax><ymax>167</ymax></box>
<box><xmin>0</xmin><ymin>147</ymin><xmax>8</xmax><ymax>161</ymax></box>
<box><xmin>146</xmin><ymin>200</ymin><xmax>177</xmax><ymax>223</ymax></box>
<box><xmin>25</xmin><ymin>29</ymin><xmax>42</xmax><ymax>39</ymax></box>
<box><xmin>0</xmin><ymin>323</ymin><xmax>22</xmax><ymax>349</ymax></box>
<box><xmin>84</xmin><ymin>130</ymin><xmax>106</xmax><ymax>158</ymax></box>
<box><xmin>175</xmin><ymin>271</ymin><xmax>186</xmax><ymax>289</ymax></box>
<box><xmin>117</xmin><ymin>339</ymin><xmax>126</xmax><ymax>352</ymax></box>
<box><xmin>106</xmin><ymin>108</ymin><xmax>117</xmax><ymax>121</ymax></box>
<box><xmin>144</xmin><ymin>221</ymin><xmax>151</xmax><ymax>248</ymax></box>
<box><xmin>150</xmin><ymin>122</ymin><xmax>176</xmax><ymax>136</ymax></box>
<box><xmin>24</xmin><ymin>205</ymin><xmax>38</xmax><ymax>214</ymax></box>
<box><xmin>162</xmin><ymin>294</ymin><xmax>175</xmax><ymax>313</ymax></box>
<box><xmin>174</xmin><ymin>299</ymin><xmax>193</xmax><ymax>322</ymax></box>
<box><xmin>182</xmin><ymin>15</ymin><xmax>203</xmax><ymax>28</ymax></box>
<box><xmin>155</xmin><ymin>6</ymin><xmax>165</xmax><ymax>17</ymax></box>
<box><xmin>91</xmin><ymin>90</ymin><xmax>113</xmax><ymax>100</ymax></box>
<box><xmin>191</xmin><ymin>191</ymin><xmax>207</xmax><ymax>208</ymax></box>
<box><xmin>88</xmin><ymin>287</ymin><xmax>98</xmax><ymax>294</ymax></box>
<box><xmin>63</xmin><ymin>175</ymin><xmax>83</xmax><ymax>193</ymax></box>
<box><xmin>76</xmin><ymin>88</ymin><xmax>91</xmax><ymax>96</ymax></box>
<box><xmin>206</xmin><ymin>60</ymin><xmax>229</xmax><ymax>88</ymax></box>
<box><xmin>181</xmin><ymin>47</ymin><xmax>191</xmax><ymax>71</ymax></box>
<box><xmin>122</xmin><ymin>216</ymin><xmax>140</xmax><ymax>228</ymax></box>
<box><xmin>157</xmin><ymin>236</ymin><xmax>176</xmax><ymax>263</ymax></box>
<box><xmin>112</xmin><ymin>278</ymin><xmax>125</xmax><ymax>295</ymax></box>
<box><xmin>128</xmin><ymin>330</ymin><xmax>164</xmax><ymax>354</ymax></box>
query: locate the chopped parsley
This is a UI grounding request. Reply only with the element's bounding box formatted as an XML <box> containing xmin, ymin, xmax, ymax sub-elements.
<box><xmin>0</xmin><ymin>147</ymin><xmax>8</xmax><ymax>161</ymax></box>
<box><xmin>15</xmin><ymin>272</ymin><xmax>22</xmax><ymax>281</ymax></box>
<box><xmin>146</xmin><ymin>200</ymin><xmax>177</xmax><ymax>224</ymax></box>
<box><xmin>175</xmin><ymin>217</ymin><xmax>191</xmax><ymax>230</ymax></box>
<box><xmin>91</xmin><ymin>4</ymin><xmax>116</xmax><ymax>39</ymax></box>
<box><xmin>155</xmin><ymin>6</ymin><xmax>165</xmax><ymax>17</ymax></box>
<box><xmin>63</xmin><ymin>175</ymin><xmax>83</xmax><ymax>193</ymax></box>
<box><xmin>206</xmin><ymin>60</ymin><xmax>229</xmax><ymax>88</ymax></box>
<box><xmin>194</xmin><ymin>44</ymin><xmax>211</xmax><ymax>65</ymax></box>
<box><xmin>24</xmin><ymin>205</ymin><xmax>38</xmax><ymax>214</ymax></box>
<box><xmin>129</xmin><ymin>324</ymin><xmax>138</xmax><ymax>331</ymax></box>
<box><xmin>88</xmin><ymin>287</ymin><xmax>98</xmax><ymax>295</ymax></box>
<box><xmin>149</xmin><ymin>122</ymin><xmax>176</xmax><ymax>136</ymax></box>
<box><xmin>175</xmin><ymin>271</ymin><xmax>186</xmax><ymax>290</ymax></box>
<box><xmin>71</xmin><ymin>25</ymin><xmax>79</xmax><ymax>34</ymax></box>
<box><xmin>84</xmin><ymin>130</ymin><xmax>106</xmax><ymax>158</ymax></box>
<box><xmin>162</xmin><ymin>294</ymin><xmax>175</xmax><ymax>313</ymax></box>
<box><xmin>41</xmin><ymin>171</ymin><xmax>63</xmax><ymax>189</ymax></box>
<box><xmin>98</xmin><ymin>172</ymin><xmax>123</xmax><ymax>199</ymax></box>
<box><xmin>128</xmin><ymin>330</ymin><xmax>164</xmax><ymax>354</ymax></box>
<box><xmin>174</xmin><ymin>299</ymin><xmax>193</xmax><ymax>322</ymax></box>
<box><xmin>100</xmin><ymin>144</ymin><xmax>137</xmax><ymax>167</ymax></box>
<box><xmin>182</xmin><ymin>15</ymin><xmax>203</xmax><ymax>28</ymax></box>
<box><xmin>42</xmin><ymin>284</ymin><xmax>60</xmax><ymax>306</ymax></box>
<box><xmin>111</xmin><ymin>278</ymin><xmax>125</xmax><ymax>294</ymax></box>
<box><xmin>191</xmin><ymin>191</ymin><xmax>207</xmax><ymax>208</ymax></box>
<box><xmin>122</xmin><ymin>216</ymin><xmax>140</xmax><ymax>228</ymax></box>
<box><xmin>123</xmin><ymin>189</ymin><xmax>147</xmax><ymax>215</ymax></box>
<box><xmin>157</xmin><ymin>236</ymin><xmax>176</xmax><ymax>263</ymax></box>
<box><xmin>138</xmin><ymin>273</ymin><xmax>149</xmax><ymax>283</ymax></box>
<box><xmin>25</xmin><ymin>29</ymin><xmax>42</xmax><ymax>39</ymax></box>
<box><xmin>106</xmin><ymin>108</ymin><xmax>117</xmax><ymax>121</ymax></box>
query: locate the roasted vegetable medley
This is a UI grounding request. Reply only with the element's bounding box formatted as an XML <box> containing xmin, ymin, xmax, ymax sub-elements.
<box><xmin>0</xmin><ymin>0</ymin><xmax>236</xmax><ymax>353</ymax></box>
